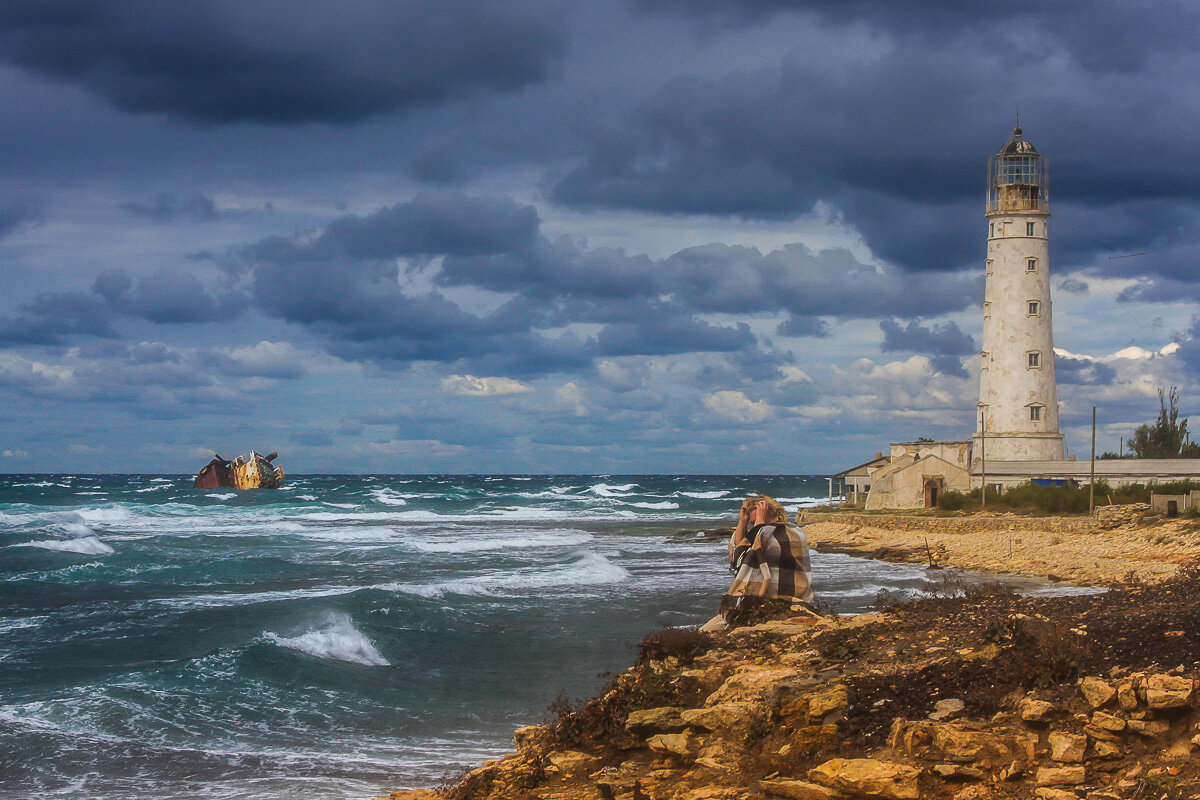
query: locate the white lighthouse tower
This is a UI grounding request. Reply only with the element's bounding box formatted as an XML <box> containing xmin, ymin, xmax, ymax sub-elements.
<box><xmin>974</xmin><ymin>126</ymin><xmax>1065</xmax><ymax>462</ymax></box>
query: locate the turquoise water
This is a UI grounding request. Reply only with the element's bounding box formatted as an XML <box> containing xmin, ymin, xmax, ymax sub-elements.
<box><xmin>0</xmin><ymin>474</ymin><xmax>1065</xmax><ymax>800</ymax></box>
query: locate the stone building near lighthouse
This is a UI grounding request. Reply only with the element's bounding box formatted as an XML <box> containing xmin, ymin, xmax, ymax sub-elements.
<box><xmin>830</xmin><ymin>125</ymin><xmax>1199</xmax><ymax>510</ymax></box>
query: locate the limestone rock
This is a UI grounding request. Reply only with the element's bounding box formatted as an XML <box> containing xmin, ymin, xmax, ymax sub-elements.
<box><xmin>1079</xmin><ymin>676</ymin><xmax>1117</xmax><ymax>709</ymax></box>
<box><xmin>1126</xmin><ymin>719</ymin><xmax>1170</xmax><ymax>738</ymax></box>
<box><xmin>1090</xmin><ymin>711</ymin><xmax>1126</xmax><ymax>732</ymax></box>
<box><xmin>929</xmin><ymin>698</ymin><xmax>965</xmax><ymax>721</ymax></box>
<box><xmin>682</xmin><ymin>788</ymin><xmax>749</xmax><ymax>800</ymax></box>
<box><xmin>1047</xmin><ymin>731</ymin><xmax>1086</xmax><ymax>763</ymax></box>
<box><xmin>890</xmin><ymin>719</ymin><xmax>1034</xmax><ymax>765</ymax></box>
<box><xmin>1035</xmin><ymin>765</ymin><xmax>1086</xmax><ymax>786</ymax></box>
<box><xmin>647</xmin><ymin>732</ymin><xmax>700</xmax><ymax>759</ymax></box>
<box><xmin>758</xmin><ymin>778</ymin><xmax>835</xmax><ymax>800</ymax></box>
<box><xmin>681</xmin><ymin>702</ymin><xmax>762</xmax><ymax>734</ymax></box>
<box><xmin>805</xmin><ymin>682</ymin><xmax>849</xmax><ymax>722</ymax></box>
<box><xmin>931</xmin><ymin>763</ymin><xmax>986</xmax><ymax>781</ymax></box>
<box><xmin>1144</xmin><ymin>674</ymin><xmax>1194</xmax><ymax>710</ymax></box>
<box><xmin>1116</xmin><ymin>681</ymin><xmax>1139</xmax><ymax>711</ymax></box>
<box><xmin>808</xmin><ymin>758</ymin><xmax>920</xmax><ymax>800</ymax></box>
<box><xmin>1034</xmin><ymin>788</ymin><xmax>1080</xmax><ymax>800</ymax></box>
<box><xmin>546</xmin><ymin>750</ymin><xmax>600</xmax><ymax>776</ymax></box>
<box><xmin>1092</xmin><ymin>740</ymin><xmax>1123</xmax><ymax>759</ymax></box>
<box><xmin>706</xmin><ymin>666</ymin><xmax>803</xmax><ymax>706</ymax></box>
<box><xmin>625</xmin><ymin>707</ymin><xmax>687</xmax><ymax>735</ymax></box>
<box><xmin>788</xmin><ymin>724</ymin><xmax>839</xmax><ymax>754</ymax></box>
<box><xmin>1019</xmin><ymin>698</ymin><xmax>1056</xmax><ymax>722</ymax></box>
<box><xmin>513</xmin><ymin>724</ymin><xmax>547</xmax><ymax>752</ymax></box>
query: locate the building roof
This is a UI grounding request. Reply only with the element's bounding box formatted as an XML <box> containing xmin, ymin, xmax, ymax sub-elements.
<box><xmin>977</xmin><ymin>459</ymin><xmax>1200</xmax><ymax>479</ymax></box>
<box><xmin>830</xmin><ymin>455</ymin><xmax>890</xmax><ymax>479</ymax></box>
<box><xmin>998</xmin><ymin>126</ymin><xmax>1038</xmax><ymax>156</ymax></box>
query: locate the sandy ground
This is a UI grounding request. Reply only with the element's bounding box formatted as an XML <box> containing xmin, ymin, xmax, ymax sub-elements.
<box><xmin>799</xmin><ymin>509</ymin><xmax>1200</xmax><ymax>585</ymax></box>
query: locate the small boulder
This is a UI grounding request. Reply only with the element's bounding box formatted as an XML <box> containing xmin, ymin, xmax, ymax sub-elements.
<box><xmin>1035</xmin><ymin>765</ymin><xmax>1086</xmax><ymax>786</ymax></box>
<box><xmin>1034</xmin><ymin>788</ymin><xmax>1081</xmax><ymax>800</ymax></box>
<box><xmin>929</xmin><ymin>699</ymin><xmax>966</xmax><ymax>721</ymax></box>
<box><xmin>1144</xmin><ymin>674</ymin><xmax>1195</xmax><ymax>710</ymax></box>
<box><xmin>1126</xmin><ymin>719</ymin><xmax>1170</xmax><ymax>738</ymax></box>
<box><xmin>758</xmin><ymin>778</ymin><xmax>835</xmax><ymax>800</ymax></box>
<box><xmin>1090</xmin><ymin>711</ymin><xmax>1126</xmax><ymax>732</ymax></box>
<box><xmin>546</xmin><ymin>750</ymin><xmax>600</xmax><ymax>776</ymax></box>
<box><xmin>680</xmin><ymin>702</ymin><xmax>762</xmax><ymax>734</ymax></box>
<box><xmin>1079</xmin><ymin>676</ymin><xmax>1117</xmax><ymax>709</ymax></box>
<box><xmin>625</xmin><ymin>707</ymin><xmax>686</xmax><ymax>735</ymax></box>
<box><xmin>706</xmin><ymin>666</ymin><xmax>802</xmax><ymax>706</ymax></box>
<box><xmin>808</xmin><ymin>758</ymin><xmax>920</xmax><ymax>800</ymax></box>
<box><xmin>1019</xmin><ymin>698</ymin><xmax>1056</xmax><ymax>722</ymax></box>
<box><xmin>1116</xmin><ymin>681</ymin><xmax>1139</xmax><ymax>711</ymax></box>
<box><xmin>513</xmin><ymin>724</ymin><xmax>547</xmax><ymax>752</ymax></box>
<box><xmin>1047</xmin><ymin>732</ymin><xmax>1086</xmax><ymax>763</ymax></box>
<box><xmin>647</xmin><ymin>732</ymin><xmax>700</xmax><ymax>759</ymax></box>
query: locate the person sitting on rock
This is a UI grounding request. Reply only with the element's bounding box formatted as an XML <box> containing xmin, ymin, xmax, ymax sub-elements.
<box><xmin>701</xmin><ymin>494</ymin><xmax>814</xmax><ymax>631</ymax></box>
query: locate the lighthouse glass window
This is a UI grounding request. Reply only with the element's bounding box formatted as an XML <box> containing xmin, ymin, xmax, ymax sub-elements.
<box><xmin>1027</xmin><ymin>351</ymin><xmax>1041</xmax><ymax>369</ymax></box>
<box><xmin>1030</xmin><ymin>405</ymin><xmax>1043</xmax><ymax>422</ymax></box>
<box><xmin>1026</xmin><ymin>258</ymin><xmax>1038</xmax><ymax>272</ymax></box>
<box><xmin>1028</xmin><ymin>301</ymin><xmax>1040</xmax><ymax>316</ymax></box>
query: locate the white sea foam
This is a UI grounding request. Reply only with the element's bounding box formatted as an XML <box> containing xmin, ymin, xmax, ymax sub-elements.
<box><xmin>135</xmin><ymin>486</ymin><xmax>164</xmax><ymax>493</ymax></box>
<box><xmin>207</xmin><ymin>493</ymin><xmax>237</xmax><ymax>501</ymax></box>
<box><xmin>589</xmin><ymin>483</ymin><xmax>637</xmax><ymax>496</ymax></box>
<box><xmin>73</xmin><ymin>506</ymin><xmax>135</xmax><ymax>525</ymax></box>
<box><xmin>776</xmin><ymin>496</ymin><xmax>826</xmax><ymax>507</ymax></box>
<box><xmin>630</xmin><ymin>501</ymin><xmax>679</xmax><ymax>510</ymax></box>
<box><xmin>407</xmin><ymin>531</ymin><xmax>593</xmax><ymax>553</ymax></box>
<box><xmin>678</xmin><ymin>490</ymin><xmax>731</xmax><ymax>499</ymax></box>
<box><xmin>386</xmin><ymin>551</ymin><xmax>629</xmax><ymax>598</ymax></box>
<box><xmin>296</xmin><ymin>494</ymin><xmax>317</xmax><ymax>501</ymax></box>
<box><xmin>15</xmin><ymin>536</ymin><xmax>114</xmax><ymax>555</ymax></box>
<box><xmin>322</xmin><ymin>502</ymin><xmax>359</xmax><ymax>509</ymax></box>
<box><xmin>264</xmin><ymin>614</ymin><xmax>390</xmax><ymax>666</ymax></box>
<box><xmin>370</xmin><ymin>489</ymin><xmax>408</xmax><ymax>506</ymax></box>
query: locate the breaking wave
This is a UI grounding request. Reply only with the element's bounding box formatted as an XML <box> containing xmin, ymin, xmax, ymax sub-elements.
<box><xmin>15</xmin><ymin>536</ymin><xmax>114</xmax><ymax>555</ymax></box>
<box><xmin>262</xmin><ymin>614</ymin><xmax>390</xmax><ymax>666</ymax></box>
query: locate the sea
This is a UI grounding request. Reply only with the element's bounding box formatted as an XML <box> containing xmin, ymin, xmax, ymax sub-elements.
<box><xmin>0</xmin><ymin>474</ymin><xmax>1085</xmax><ymax>800</ymax></box>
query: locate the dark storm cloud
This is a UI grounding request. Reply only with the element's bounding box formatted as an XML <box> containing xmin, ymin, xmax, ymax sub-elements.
<box><xmin>0</xmin><ymin>0</ymin><xmax>566</xmax><ymax>124</ymax></box>
<box><xmin>0</xmin><ymin>290</ymin><xmax>114</xmax><ymax>345</ymax></box>
<box><xmin>552</xmin><ymin>4</ymin><xmax>1200</xmax><ymax>278</ymax></box>
<box><xmin>122</xmin><ymin>193</ymin><xmax>223</xmax><ymax>223</ymax></box>
<box><xmin>93</xmin><ymin>268</ymin><xmax>247</xmax><ymax>323</ymax></box>
<box><xmin>880</xmin><ymin>320</ymin><xmax>976</xmax><ymax>357</ymax></box>
<box><xmin>1055</xmin><ymin>352</ymin><xmax>1117</xmax><ymax>386</ymax></box>
<box><xmin>0</xmin><ymin>199</ymin><xmax>42</xmax><ymax>238</ymax></box>
<box><xmin>630</xmin><ymin>0</ymin><xmax>1200</xmax><ymax>74</ymax></box>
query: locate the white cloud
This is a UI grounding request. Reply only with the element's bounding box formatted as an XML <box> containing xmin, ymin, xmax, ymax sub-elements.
<box><xmin>705</xmin><ymin>390</ymin><xmax>770</xmax><ymax>424</ymax></box>
<box><xmin>554</xmin><ymin>382</ymin><xmax>588</xmax><ymax>416</ymax></box>
<box><xmin>441</xmin><ymin>374</ymin><xmax>532</xmax><ymax>396</ymax></box>
<box><xmin>2</xmin><ymin>449</ymin><xmax>28</xmax><ymax>458</ymax></box>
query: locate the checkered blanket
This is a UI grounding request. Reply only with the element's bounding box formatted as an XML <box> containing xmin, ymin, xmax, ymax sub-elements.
<box><xmin>726</xmin><ymin>523</ymin><xmax>813</xmax><ymax>603</ymax></box>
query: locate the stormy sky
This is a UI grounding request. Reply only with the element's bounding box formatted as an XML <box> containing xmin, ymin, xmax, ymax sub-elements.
<box><xmin>1</xmin><ymin>0</ymin><xmax>1197</xmax><ymax>473</ymax></box>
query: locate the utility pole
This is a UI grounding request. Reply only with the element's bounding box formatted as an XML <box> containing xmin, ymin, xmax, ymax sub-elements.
<box><xmin>980</xmin><ymin>409</ymin><xmax>987</xmax><ymax>509</ymax></box>
<box><xmin>1090</xmin><ymin>406</ymin><xmax>1097</xmax><ymax>516</ymax></box>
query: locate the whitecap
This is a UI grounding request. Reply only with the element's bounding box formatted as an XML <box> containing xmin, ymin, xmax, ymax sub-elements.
<box><xmin>14</xmin><ymin>536</ymin><xmax>114</xmax><ymax>555</ymax></box>
<box><xmin>630</xmin><ymin>501</ymin><xmax>680</xmax><ymax>510</ymax></box>
<box><xmin>589</xmin><ymin>483</ymin><xmax>637</xmax><ymax>496</ymax></box>
<box><xmin>369</xmin><ymin>489</ymin><xmax>408</xmax><ymax>506</ymax></box>
<box><xmin>135</xmin><ymin>486</ymin><xmax>164</xmax><ymax>493</ymax></box>
<box><xmin>263</xmin><ymin>614</ymin><xmax>390</xmax><ymax>666</ymax></box>
<box><xmin>385</xmin><ymin>551</ymin><xmax>629</xmax><ymax>598</ymax></box>
<box><xmin>73</xmin><ymin>507</ymin><xmax>134</xmax><ymax>525</ymax></box>
<box><xmin>678</xmin><ymin>490</ymin><xmax>731</xmax><ymax>500</ymax></box>
<box><xmin>207</xmin><ymin>493</ymin><xmax>237</xmax><ymax>501</ymax></box>
<box><xmin>322</xmin><ymin>502</ymin><xmax>358</xmax><ymax>509</ymax></box>
<box><xmin>296</xmin><ymin>494</ymin><xmax>317</xmax><ymax>501</ymax></box>
<box><xmin>407</xmin><ymin>531</ymin><xmax>593</xmax><ymax>553</ymax></box>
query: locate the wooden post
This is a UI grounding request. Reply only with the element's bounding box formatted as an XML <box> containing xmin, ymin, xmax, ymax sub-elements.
<box><xmin>1090</xmin><ymin>406</ymin><xmax>1097</xmax><ymax>517</ymax></box>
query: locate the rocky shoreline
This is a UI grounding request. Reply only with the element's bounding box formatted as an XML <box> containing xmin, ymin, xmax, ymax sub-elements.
<box><xmin>376</xmin><ymin>509</ymin><xmax>1200</xmax><ymax>800</ymax></box>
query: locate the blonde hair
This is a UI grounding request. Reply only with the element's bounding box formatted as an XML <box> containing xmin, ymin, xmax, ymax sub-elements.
<box><xmin>744</xmin><ymin>494</ymin><xmax>788</xmax><ymax>524</ymax></box>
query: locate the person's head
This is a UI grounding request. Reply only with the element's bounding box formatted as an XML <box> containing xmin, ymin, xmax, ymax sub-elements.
<box><xmin>745</xmin><ymin>494</ymin><xmax>787</xmax><ymax>524</ymax></box>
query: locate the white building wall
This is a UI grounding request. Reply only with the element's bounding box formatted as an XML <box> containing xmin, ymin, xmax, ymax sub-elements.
<box><xmin>975</xmin><ymin>211</ymin><xmax>1065</xmax><ymax>461</ymax></box>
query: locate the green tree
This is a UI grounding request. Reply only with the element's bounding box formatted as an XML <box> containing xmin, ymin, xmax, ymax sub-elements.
<box><xmin>1129</xmin><ymin>387</ymin><xmax>1200</xmax><ymax>458</ymax></box>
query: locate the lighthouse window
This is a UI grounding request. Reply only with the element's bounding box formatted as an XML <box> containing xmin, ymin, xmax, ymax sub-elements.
<box><xmin>984</xmin><ymin>301</ymin><xmax>992</xmax><ymax>318</ymax></box>
<box><xmin>989</xmin><ymin>222</ymin><xmax>994</xmax><ymax>237</ymax></box>
<box><xmin>1028</xmin><ymin>301</ymin><xmax>1040</xmax><ymax>316</ymax></box>
<box><xmin>1027</xmin><ymin>351</ymin><xmax>1041</xmax><ymax>369</ymax></box>
<box><xmin>986</xmin><ymin>259</ymin><xmax>993</xmax><ymax>274</ymax></box>
<box><xmin>1030</xmin><ymin>405</ymin><xmax>1043</xmax><ymax>421</ymax></box>
<box><xmin>1026</xmin><ymin>222</ymin><xmax>1036</xmax><ymax>236</ymax></box>
<box><xmin>1026</xmin><ymin>258</ymin><xmax>1038</xmax><ymax>272</ymax></box>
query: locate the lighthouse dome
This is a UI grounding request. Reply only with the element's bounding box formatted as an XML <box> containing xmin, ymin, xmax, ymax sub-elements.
<box><xmin>999</xmin><ymin>126</ymin><xmax>1038</xmax><ymax>155</ymax></box>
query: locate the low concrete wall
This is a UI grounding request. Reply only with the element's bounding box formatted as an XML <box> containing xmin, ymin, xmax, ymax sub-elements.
<box><xmin>797</xmin><ymin>510</ymin><xmax>1096</xmax><ymax>534</ymax></box>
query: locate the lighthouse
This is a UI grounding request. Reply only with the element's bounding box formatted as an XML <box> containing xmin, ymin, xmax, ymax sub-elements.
<box><xmin>974</xmin><ymin>126</ymin><xmax>1065</xmax><ymax>462</ymax></box>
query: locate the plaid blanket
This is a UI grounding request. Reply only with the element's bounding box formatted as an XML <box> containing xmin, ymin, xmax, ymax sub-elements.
<box><xmin>726</xmin><ymin>522</ymin><xmax>813</xmax><ymax>603</ymax></box>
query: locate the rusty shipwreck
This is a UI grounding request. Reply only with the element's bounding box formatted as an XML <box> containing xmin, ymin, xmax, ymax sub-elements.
<box><xmin>194</xmin><ymin>451</ymin><xmax>284</xmax><ymax>490</ymax></box>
